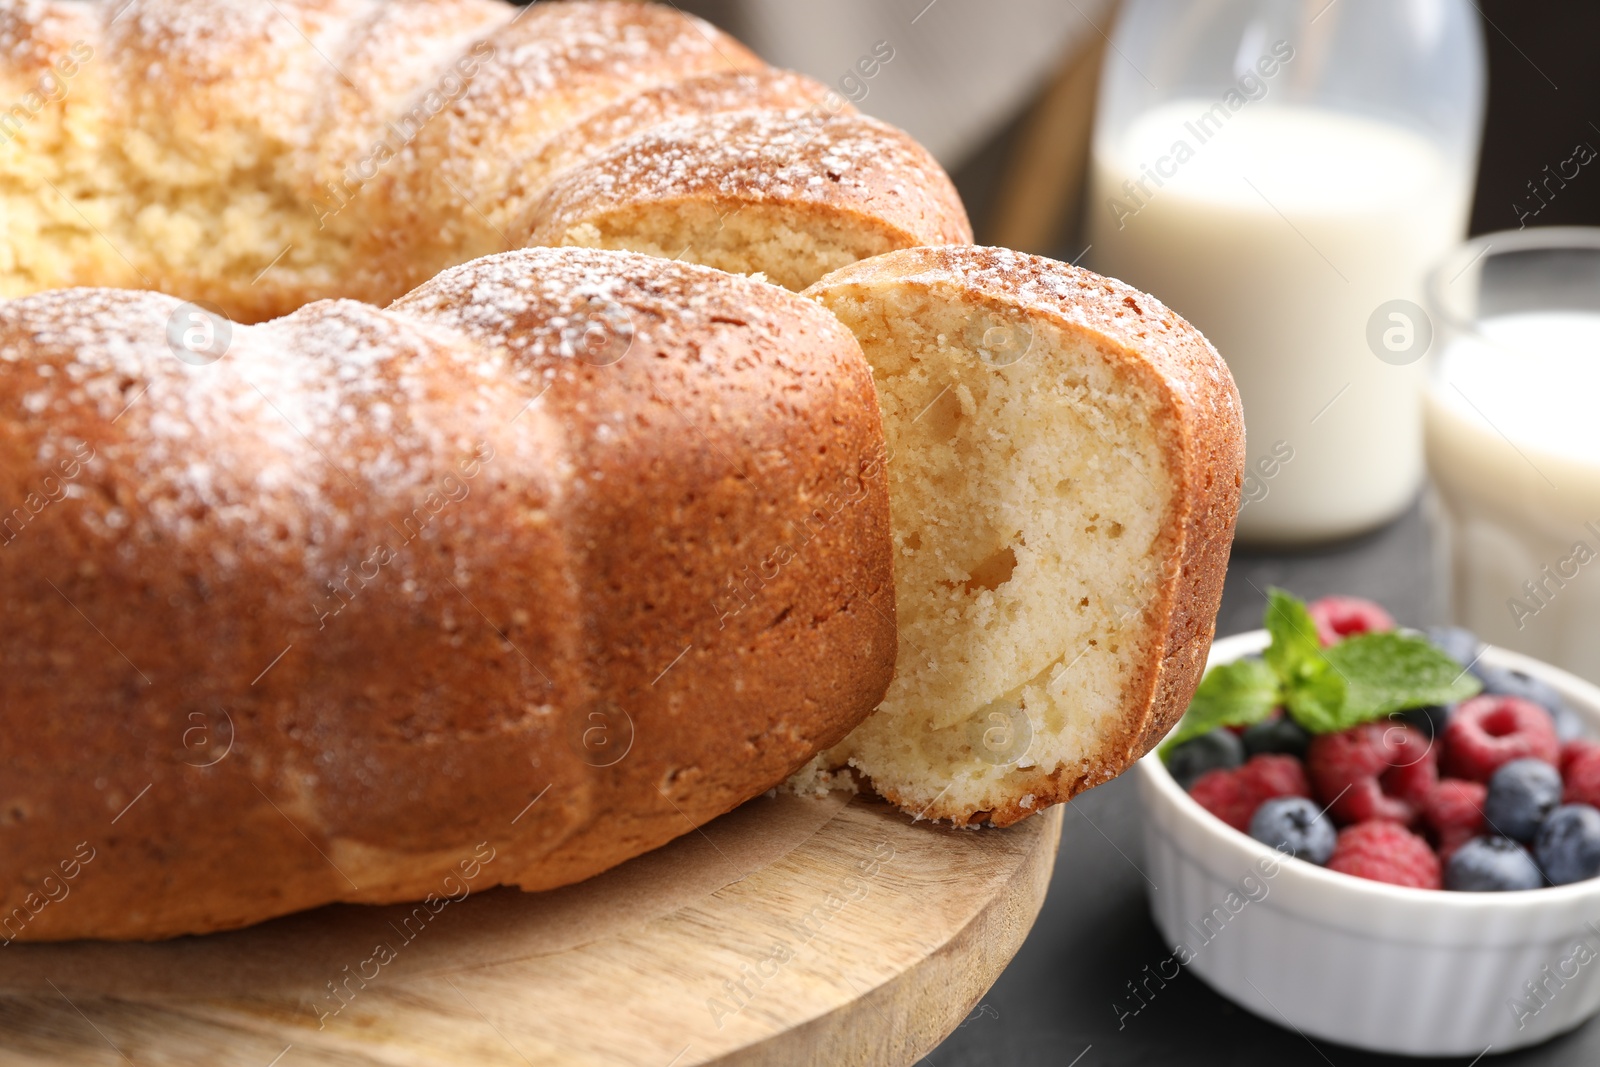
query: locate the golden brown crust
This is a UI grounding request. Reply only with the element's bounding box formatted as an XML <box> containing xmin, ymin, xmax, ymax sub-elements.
<box><xmin>303</xmin><ymin>0</ymin><xmax>517</xmax><ymax>197</ymax></box>
<box><xmin>0</xmin><ymin>248</ymin><xmax>895</xmax><ymax>940</ymax></box>
<box><xmin>803</xmin><ymin>246</ymin><xmax>1243</xmax><ymax>827</ymax></box>
<box><xmin>339</xmin><ymin>0</ymin><xmax>766</xmax><ymax>305</ymax></box>
<box><xmin>389</xmin><ymin>250</ymin><xmax>900</xmax><ymax>894</ymax></box>
<box><xmin>522</xmin><ymin>108</ymin><xmax>974</xmax><ymax>285</ymax></box>
<box><xmin>502</xmin><ymin>67</ymin><xmax>849</xmax><ymax>218</ymax></box>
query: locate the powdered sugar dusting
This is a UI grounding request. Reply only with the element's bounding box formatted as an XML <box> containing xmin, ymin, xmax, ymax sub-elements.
<box><xmin>0</xmin><ymin>286</ymin><xmax>521</xmax><ymax>571</ymax></box>
<box><xmin>0</xmin><ymin>247</ymin><xmax>840</xmax><ymax>569</ymax></box>
<box><xmin>0</xmin><ymin>0</ymin><xmax>94</xmax><ymax>78</ymax></box>
<box><xmin>408</xmin><ymin>0</ymin><xmax>759</xmax><ymax>207</ymax></box>
<box><xmin>302</xmin><ymin>0</ymin><xmax>515</xmax><ymax>183</ymax></box>
<box><xmin>529</xmin><ymin>108</ymin><xmax>969</xmax><ymax>246</ymax></box>
<box><xmin>390</xmin><ymin>245</ymin><xmax>809</xmax><ymax>386</ymax></box>
<box><xmin>105</xmin><ymin>0</ymin><xmax>371</xmax><ymax>145</ymax></box>
<box><xmin>511</xmin><ymin>67</ymin><xmax>839</xmax><ymax>200</ymax></box>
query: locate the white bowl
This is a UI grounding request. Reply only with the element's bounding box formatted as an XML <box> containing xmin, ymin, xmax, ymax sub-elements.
<box><xmin>1139</xmin><ymin>630</ymin><xmax>1600</xmax><ymax>1057</ymax></box>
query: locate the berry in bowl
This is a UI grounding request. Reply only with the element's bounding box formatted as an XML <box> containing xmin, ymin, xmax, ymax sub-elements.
<box><xmin>1139</xmin><ymin>589</ymin><xmax>1600</xmax><ymax>1056</ymax></box>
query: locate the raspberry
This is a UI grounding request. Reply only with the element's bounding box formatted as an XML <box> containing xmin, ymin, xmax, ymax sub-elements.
<box><xmin>1564</xmin><ymin>743</ymin><xmax>1600</xmax><ymax>808</ymax></box>
<box><xmin>1441</xmin><ymin>695</ymin><xmax>1560</xmax><ymax>782</ymax></box>
<box><xmin>1189</xmin><ymin>754</ymin><xmax>1311</xmax><ymax>832</ymax></box>
<box><xmin>1327</xmin><ymin>821</ymin><xmax>1441</xmax><ymax>889</ymax></box>
<box><xmin>1424</xmin><ymin>779</ymin><xmax>1487</xmax><ymax>861</ymax></box>
<box><xmin>1382</xmin><ymin>726</ymin><xmax>1440</xmax><ymax>809</ymax></box>
<box><xmin>1307</xmin><ymin>595</ymin><xmax>1396</xmax><ymax>646</ymax></box>
<box><xmin>1239</xmin><ymin>752</ymin><xmax>1313</xmax><ymax>798</ymax></box>
<box><xmin>1306</xmin><ymin>722</ymin><xmax>1434</xmax><ymax>827</ymax></box>
<box><xmin>1562</xmin><ymin>738</ymin><xmax>1600</xmax><ymax>776</ymax></box>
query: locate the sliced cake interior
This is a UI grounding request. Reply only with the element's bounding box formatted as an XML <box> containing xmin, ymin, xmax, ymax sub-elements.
<box><xmin>800</xmin><ymin>246</ymin><xmax>1243</xmax><ymax>826</ymax></box>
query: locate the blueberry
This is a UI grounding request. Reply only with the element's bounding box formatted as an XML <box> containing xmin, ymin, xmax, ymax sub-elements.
<box><xmin>1248</xmin><ymin>795</ymin><xmax>1336</xmax><ymax>864</ymax></box>
<box><xmin>1242</xmin><ymin>715</ymin><xmax>1311</xmax><ymax>758</ymax></box>
<box><xmin>1484</xmin><ymin>758</ymin><xmax>1564</xmax><ymax>841</ymax></box>
<box><xmin>1427</xmin><ymin>625</ymin><xmax>1483</xmax><ymax>669</ymax></box>
<box><xmin>1393</xmin><ymin>704</ymin><xmax>1451</xmax><ymax>739</ymax></box>
<box><xmin>1535</xmin><ymin>805</ymin><xmax>1600</xmax><ymax>885</ymax></box>
<box><xmin>1476</xmin><ymin>665</ymin><xmax>1586</xmax><ymax>741</ymax></box>
<box><xmin>1445</xmin><ymin>836</ymin><xmax>1544</xmax><ymax>891</ymax></box>
<box><xmin>1167</xmin><ymin>729</ymin><xmax>1244</xmax><ymax>790</ymax></box>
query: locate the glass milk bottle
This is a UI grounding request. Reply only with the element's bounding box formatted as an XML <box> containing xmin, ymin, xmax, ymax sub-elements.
<box><xmin>1087</xmin><ymin>0</ymin><xmax>1485</xmax><ymax>544</ymax></box>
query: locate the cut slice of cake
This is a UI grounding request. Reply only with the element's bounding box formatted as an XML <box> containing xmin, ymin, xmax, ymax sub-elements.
<box><xmin>801</xmin><ymin>246</ymin><xmax>1244</xmax><ymax>826</ymax></box>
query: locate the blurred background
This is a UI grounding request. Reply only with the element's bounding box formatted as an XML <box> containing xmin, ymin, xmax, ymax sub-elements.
<box><xmin>670</xmin><ymin>0</ymin><xmax>1600</xmax><ymax>251</ymax></box>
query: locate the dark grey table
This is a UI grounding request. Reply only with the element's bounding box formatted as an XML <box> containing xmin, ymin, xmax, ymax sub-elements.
<box><xmin>931</xmin><ymin>494</ymin><xmax>1597</xmax><ymax>1066</ymax></box>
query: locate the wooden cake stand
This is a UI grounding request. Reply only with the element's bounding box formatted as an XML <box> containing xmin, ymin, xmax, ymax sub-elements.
<box><xmin>0</xmin><ymin>791</ymin><xmax>1062</xmax><ymax>1066</ymax></box>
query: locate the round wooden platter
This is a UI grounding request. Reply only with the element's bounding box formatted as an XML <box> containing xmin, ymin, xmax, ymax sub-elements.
<box><xmin>0</xmin><ymin>791</ymin><xmax>1062</xmax><ymax>1066</ymax></box>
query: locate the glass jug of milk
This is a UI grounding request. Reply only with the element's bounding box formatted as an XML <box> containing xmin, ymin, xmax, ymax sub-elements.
<box><xmin>1087</xmin><ymin>0</ymin><xmax>1485</xmax><ymax>544</ymax></box>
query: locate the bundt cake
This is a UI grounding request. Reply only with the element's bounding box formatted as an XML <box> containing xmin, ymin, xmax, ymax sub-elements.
<box><xmin>0</xmin><ymin>247</ymin><xmax>896</xmax><ymax>941</ymax></box>
<box><xmin>800</xmin><ymin>246</ymin><xmax>1243</xmax><ymax>826</ymax></box>
<box><xmin>0</xmin><ymin>0</ymin><xmax>1243</xmax><ymax>942</ymax></box>
<box><xmin>0</xmin><ymin>0</ymin><xmax>969</xmax><ymax>321</ymax></box>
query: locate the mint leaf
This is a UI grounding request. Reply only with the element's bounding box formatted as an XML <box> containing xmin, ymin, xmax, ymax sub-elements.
<box><xmin>1161</xmin><ymin>657</ymin><xmax>1280</xmax><ymax>755</ymax></box>
<box><xmin>1258</xmin><ymin>587</ymin><xmax>1350</xmax><ymax>732</ymax></box>
<box><xmin>1321</xmin><ymin>631</ymin><xmax>1483</xmax><ymax>727</ymax></box>
<box><xmin>1282</xmin><ymin>660</ymin><xmax>1349</xmax><ymax>733</ymax></box>
<box><xmin>1262</xmin><ymin>587</ymin><xmax>1321</xmax><ymax>681</ymax></box>
<box><xmin>1165</xmin><ymin>588</ymin><xmax>1482</xmax><ymax>752</ymax></box>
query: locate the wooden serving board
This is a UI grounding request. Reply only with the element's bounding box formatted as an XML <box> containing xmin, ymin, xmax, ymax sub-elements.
<box><xmin>0</xmin><ymin>792</ymin><xmax>1062</xmax><ymax>1066</ymax></box>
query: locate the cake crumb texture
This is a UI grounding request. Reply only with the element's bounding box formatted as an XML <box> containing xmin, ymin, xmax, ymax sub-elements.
<box><xmin>805</xmin><ymin>246</ymin><xmax>1244</xmax><ymax>826</ymax></box>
